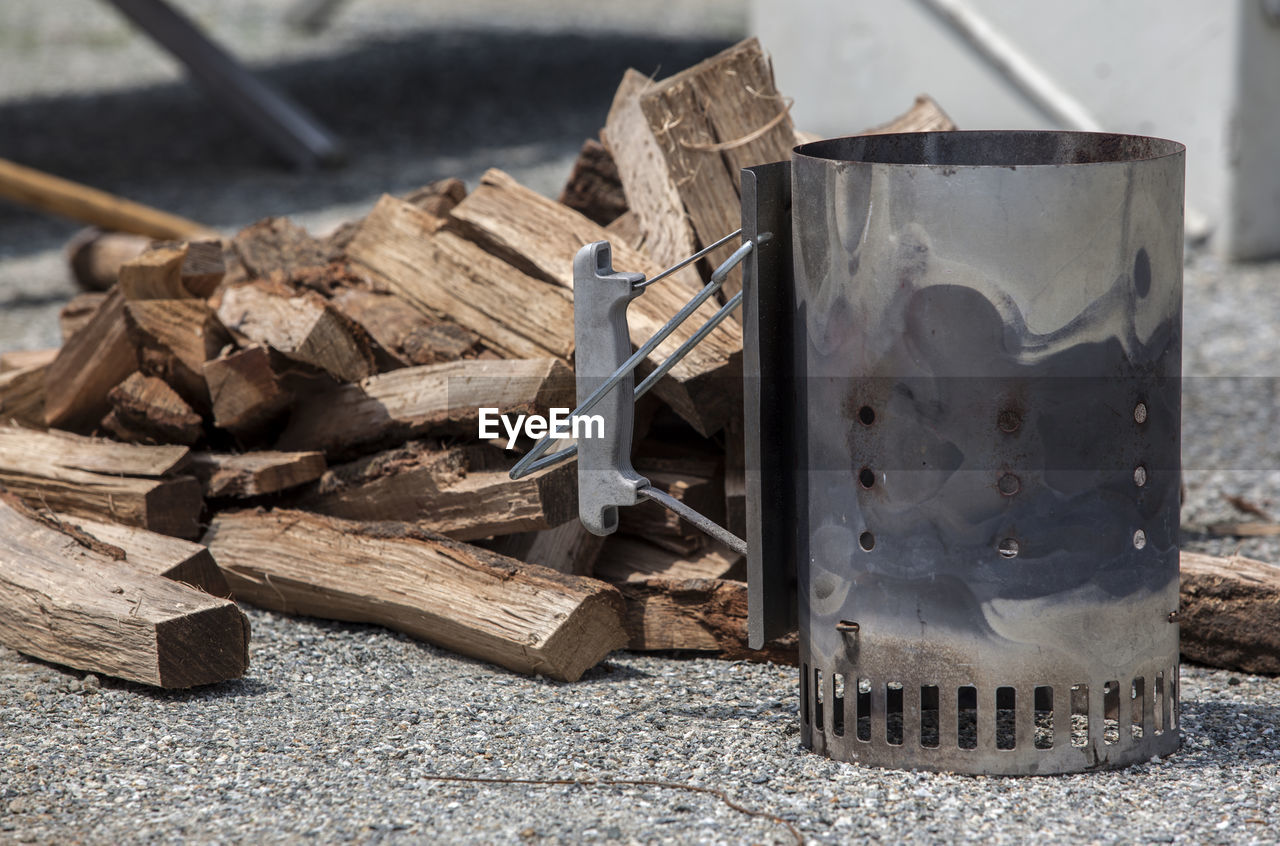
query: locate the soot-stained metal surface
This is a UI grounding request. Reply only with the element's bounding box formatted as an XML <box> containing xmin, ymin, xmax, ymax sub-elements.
<box><xmin>767</xmin><ymin>130</ymin><xmax>1185</xmax><ymax>774</ymax></box>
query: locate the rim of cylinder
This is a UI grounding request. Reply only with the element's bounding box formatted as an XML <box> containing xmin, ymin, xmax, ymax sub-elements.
<box><xmin>794</xmin><ymin>129</ymin><xmax>1185</xmax><ymax>169</ymax></box>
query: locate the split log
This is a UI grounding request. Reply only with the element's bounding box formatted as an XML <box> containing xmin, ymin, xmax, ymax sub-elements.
<box><xmin>602</xmin><ymin>573</ymin><xmax>793</xmax><ymax>663</ymax></box>
<box><xmin>189</xmin><ymin>450</ymin><xmax>326</xmax><ymax>498</ymax></box>
<box><xmin>232</xmin><ymin>217</ymin><xmax>328</xmax><ymax>279</ymax></box>
<box><xmin>618</xmin><ymin>456</ymin><xmax>723</xmax><ymax>554</ymax></box>
<box><xmin>204</xmin><ymin>509</ymin><xmax>627</xmax><ymax>681</ymax></box>
<box><xmin>1181</xmin><ymin>551</ymin><xmax>1280</xmax><ymax>675</ymax></box>
<box><xmin>0</xmin><ymin>497</ymin><xmax>247</xmax><ymax>687</ymax></box>
<box><xmin>329</xmin><ymin>286</ymin><xmax>479</xmax><ymax>368</ymax></box>
<box><xmin>143</xmin><ymin>239</ymin><xmax>227</xmax><ymax>298</ymax></box>
<box><xmin>448</xmin><ymin>169</ymin><xmax>743</xmax><ymax>436</ymax></box>
<box><xmin>483</xmin><ymin>520</ymin><xmax>605</xmax><ymax>577</ymax></box>
<box><xmin>54</xmin><ymin>512</ymin><xmax>230</xmax><ymax>597</ymax></box>
<box><xmin>637</xmin><ymin>38</ymin><xmax>794</xmax><ymax>306</ymax></box>
<box><xmin>102</xmin><ymin>372</ymin><xmax>203</xmax><ymax>445</ymax></box>
<box><xmin>0</xmin><ymin>427</ymin><xmax>201</xmax><ymax>538</ymax></box>
<box><xmin>216</xmin><ymin>281</ymin><xmax>376</xmax><ymax>382</ymax></box>
<box><xmin>603</xmin><ymin>209</ymin><xmax>645</xmax><ymax>252</ymax></box>
<box><xmin>291</xmin><ymin>442</ymin><xmax>576</xmax><ymax>540</ymax></box>
<box><xmin>276</xmin><ymin>357</ymin><xmax>573</xmax><ymax>456</ymax></box>
<box><xmin>59</xmin><ymin>291</ymin><xmax>108</xmax><ymax>341</ymax></box>
<box><xmin>124</xmin><ymin>298</ymin><xmax>231</xmax><ymax>412</ymax></box>
<box><xmin>558</xmin><ymin>138</ymin><xmax>627</xmax><ymax>226</ymax></box>
<box><xmin>596</xmin><ymin>535</ymin><xmax>744</xmax><ymax>583</ymax></box>
<box><xmin>347</xmin><ymin>195</ymin><xmax>576</xmax><ymax>360</ymax></box>
<box><xmin>602</xmin><ymin>69</ymin><xmax>702</xmax><ymax>294</ymax></box>
<box><xmin>66</xmin><ymin>228</ymin><xmax>148</xmax><ymax>291</ymax></box>
<box><xmin>0</xmin><ymin>364</ymin><xmax>48</xmax><ymax>428</ymax></box>
<box><xmin>861</xmin><ymin>93</ymin><xmax>957</xmax><ymax>136</ymax></box>
<box><xmin>118</xmin><ymin>245</ymin><xmax>191</xmax><ymax>300</ymax></box>
<box><xmin>0</xmin><ymin>348</ymin><xmax>57</xmax><ymax>372</ymax></box>
<box><xmin>44</xmin><ymin>286</ymin><xmax>138</xmax><ymax>431</ymax></box>
<box><xmin>403</xmin><ymin>177</ymin><xmax>468</xmax><ymax>217</ymax></box>
<box><xmin>202</xmin><ymin>344</ymin><xmax>293</xmax><ymax>439</ymax></box>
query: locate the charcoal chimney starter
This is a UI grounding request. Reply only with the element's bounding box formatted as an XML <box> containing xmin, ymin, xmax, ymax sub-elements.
<box><xmin>519</xmin><ymin>129</ymin><xmax>1185</xmax><ymax>776</ymax></box>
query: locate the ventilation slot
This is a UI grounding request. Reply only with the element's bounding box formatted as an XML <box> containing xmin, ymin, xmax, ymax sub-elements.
<box><xmin>833</xmin><ymin>674</ymin><xmax>846</xmax><ymax>737</ymax></box>
<box><xmin>957</xmin><ymin>685</ymin><xmax>977</xmax><ymax>750</ymax></box>
<box><xmin>920</xmin><ymin>685</ymin><xmax>940</xmax><ymax>748</ymax></box>
<box><xmin>996</xmin><ymin>686</ymin><xmax>1016</xmax><ymax>750</ymax></box>
<box><xmin>886</xmin><ymin>683</ymin><xmax>904</xmax><ymax>745</ymax></box>
<box><xmin>1033</xmin><ymin>686</ymin><xmax>1054</xmax><ymax>749</ymax></box>
<box><xmin>1103</xmin><ymin>680</ymin><xmax>1120</xmax><ymax>745</ymax></box>
<box><xmin>1170</xmin><ymin>667</ymin><xmax>1179</xmax><ymax>730</ymax></box>
<box><xmin>1070</xmin><ymin>684</ymin><xmax>1089</xmax><ymax>747</ymax></box>
<box><xmin>856</xmin><ymin>678</ymin><xmax>872</xmax><ymax>742</ymax></box>
<box><xmin>814</xmin><ymin>667</ymin><xmax>824</xmax><ymax>733</ymax></box>
<box><xmin>1131</xmin><ymin>677</ymin><xmax>1145</xmax><ymax>739</ymax></box>
<box><xmin>1153</xmin><ymin>672</ymin><xmax>1165</xmax><ymax>735</ymax></box>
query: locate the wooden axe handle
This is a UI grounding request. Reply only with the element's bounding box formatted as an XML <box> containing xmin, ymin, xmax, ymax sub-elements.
<box><xmin>0</xmin><ymin>157</ymin><xmax>217</xmax><ymax>241</ymax></box>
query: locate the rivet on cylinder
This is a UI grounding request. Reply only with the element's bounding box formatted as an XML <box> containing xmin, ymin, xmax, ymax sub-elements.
<box><xmin>998</xmin><ymin>473</ymin><xmax>1020</xmax><ymax>496</ymax></box>
<box><xmin>1134</xmin><ymin>402</ymin><xmax>1148</xmax><ymax>424</ymax></box>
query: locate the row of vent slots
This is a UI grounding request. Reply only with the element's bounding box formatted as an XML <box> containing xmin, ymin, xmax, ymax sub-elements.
<box><xmin>801</xmin><ymin>665</ymin><xmax>1179</xmax><ymax>750</ymax></box>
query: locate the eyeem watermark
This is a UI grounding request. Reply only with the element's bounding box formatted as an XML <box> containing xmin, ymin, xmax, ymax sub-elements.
<box><xmin>478</xmin><ymin>408</ymin><xmax>604</xmax><ymax>449</ymax></box>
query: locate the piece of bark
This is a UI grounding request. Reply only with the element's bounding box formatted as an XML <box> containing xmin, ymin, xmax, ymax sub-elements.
<box><xmin>329</xmin><ymin>286</ymin><xmax>479</xmax><ymax>368</ymax></box>
<box><xmin>291</xmin><ymin>441</ymin><xmax>576</xmax><ymax>540</ymax></box>
<box><xmin>618</xmin><ymin>457</ymin><xmax>724</xmax><ymax>554</ymax></box>
<box><xmin>44</xmin><ymin>285</ymin><xmax>138</xmax><ymax>431</ymax></box>
<box><xmin>124</xmin><ymin>298</ymin><xmax>231</xmax><ymax>412</ymax></box>
<box><xmin>55</xmin><ymin>512</ymin><xmax>230</xmax><ymax>597</ymax></box>
<box><xmin>1181</xmin><ymin>551</ymin><xmax>1280</xmax><ymax>674</ymax></box>
<box><xmin>66</xmin><ymin>228</ymin><xmax>149</xmax><ymax>291</ymax></box>
<box><xmin>483</xmin><ymin>520</ymin><xmax>606</xmax><ymax>577</ymax></box>
<box><xmin>205</xmin><ymin>509</ymin><xmax>627</xmax><ymax>681</ymax></box>
<box><xmin>102</xmin><ymin>372</ymin><xmax>203</xmax><ymax>445</ymax></box>
<box><xmin>447</xmin><ymin>170</ymin><xmax>743</xmax><ymax>436</ymax></box>
<box><xmin>0</xmin><ymin>427</ymin><xmax>201</xmax><ymax>538</ymax></box>
<box><xmin>0</xmin><ymin>348</ymin><xmax>57</xmax><ymax>372</ymax></box>
<box><xmin>202</xmin><ymin>344</ymin><xmax>293</xmax><ymax>438</ymax></box>
<box><xmin>118</xmin><ymin>245</ymin><xmax>190</xmax><ymax>300</ymax></box>
<box><xmin>0</xmin><ymin>364</ymin><xmax>47</xmax><ymax>427</ymax></box>
<box><xmin>596</xmin><ymin>535</ymin><xmax>745</xmax><ymax>583</ymax></box>
<box><xmin>637</xmin><ymin>38</ymin><xmax>796</xmax><ymax>308</ymax></box>
<box><xmin>276</xmin><ymin>357</ymin><xmax>573</xmax><ymax>457</ymax></box>
<box><xmin>347</xmin><ymin>195</ymin><xmax>575</xmax><ymax>360</ymax></box>
<box><xmin>216</xmin><ymin>281</ymin><xmax>376</xmax><ymax>382</ymax></box>
<box><xmin>232</xmin><ymin>217</ymin><xmax>328</xmax><ymax>279</ymax></box>
<box><xmin>59</xmin><ymin>291</ymin><xmax>109</xmax><ymax>341</ymax></box>
<box><xmin>189</xmin><ymin>450</ymin><xmax>326</xmax><ymax>498</ymax></box>
<box><xmin>558</xmin><ymin>138</ymin><xmax>628</xmax><ymax>226</ymax></box>
<box><xmin>603</xmin><ymin>573</ymin><xmax>795</xmax><ymax>663</ymax></box>
<box><xmin>602</xmin><ymin>69</ymin><xmax>702</xmax><ymax>295</ymax></box>
<box><xmin>0</xmin><ymin>497</ymin><xmax>247</xmax><ymax>687</ymax></box>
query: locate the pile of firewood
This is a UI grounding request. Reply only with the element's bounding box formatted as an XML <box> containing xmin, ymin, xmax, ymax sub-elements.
<box><xmin>1</xmin><ymin>38</ymin><xmax>1274</xmax><ymax>689</ymax></box>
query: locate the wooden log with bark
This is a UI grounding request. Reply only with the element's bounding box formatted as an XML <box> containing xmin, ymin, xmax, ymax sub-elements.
<box><xmin>328</xmin><ymin>286</ymin><xmax>480</xmax><ymax>368</ymax></box>
<box><xmin>118</xmin><ymin>245</ymin><xmax>192</xmax><ymax>300</ymax></box>
<box><xmin>202</xmin><ymin>344</ymin><xmax>293</xmax><ymax>439</ymax></box>
<box><xmin>0</xmin><ymin>497</ymin><xmax>248</xmax><ymax>687</ymax></box>
<box><xmin>102</xmin><ymin>372</ymin><xmax>203</xmax><ymax>445</ymax></box>
<box><xmin>54</xmin><ymin>512</ymin><xmax>230</xmax><ymax>597</ymax></box>
<box><xmin>447</xmin><ymin>169</ymin><xmax>743</xmax><ymax>436</ymax></box>
<box><xmin>0</xmin><ymin>428</ymin><xmax>202</xmax><ymax>539</ymax></box>
<box><xmin>482</xmin><ymin>520</ymin><xmax>605</xmax><ymax>577</ymax></box>
<box><xmin>291</xmin><ymin>442</ymin><xmax>576</xmax><ymax>540</ymax></box>
<box><xmin>233</xmin><ymin>218</ymin><xmax>329</xmax><ymax>279</ymax></box>
<box><xmin>346</xmin><ymin>196</ymin><xmax>576</xmax><ymax>361</ymax></box>
<box><xmin>189</xmin><ymin>450</ymin><xmax>326</xmax><ymax>498</ymax></box>
<box><xmin>558</xmin><ymin>138</ymin><xmax>628</xmax><ymax>227</ymax></box>
<box><xmin>43</xmin><ymin>286</ymin><xmax>138</xmax><ymax>431</ymax></box>
<box><xmin>216</xmin><ymin>280</ymin><xmax>375</xmax><ymax>383</ymax></box>
<box><xmin>0</xmin><ymin>363</ymin><xmax>48</xmax><ymax>428</ymax></box>
<box><xmin>204</xmin><ymin>509</ymin><xmax>627</xmax><ymax>681</ymax></box>
<box><xmin>124</xmin><ymin>298</ymin><xmax>231</xmax><ymax>413</ymax></box>
<box><xmin>276</xmin><ymin>357</ymin><xmax>573</xmax><ymax>456</ymax></box>
<box><xmin>1181</xmin><ymin>551</ymin><xmax>1280</xmax><ymax>675</ymax></box>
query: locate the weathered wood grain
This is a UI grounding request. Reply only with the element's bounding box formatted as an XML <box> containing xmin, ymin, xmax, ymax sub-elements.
<box><xmin>204</xmin><ymin>509</ymin><xmax>627</xmax><ymax>681</ymax></box>
<box><xmin>56</xmin><ymin>512</ymin><xmax>230</xmax><ymax>597</ymax></box>
<box><xmin>189</xmin><ymin>450</ymin><xmax>326</xmax><ymax>498</ymax></box>
<box><xmin>1181</xmin><ymin>551</ymin><xmax>1280</xmax><ymax>675</ymax></box>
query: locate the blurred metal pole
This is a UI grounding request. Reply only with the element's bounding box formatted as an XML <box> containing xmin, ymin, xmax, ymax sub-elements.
<box><xmin>107</xmin><ymin>0</ymin><xmax>345</xmax><ymax>169</ymax></box>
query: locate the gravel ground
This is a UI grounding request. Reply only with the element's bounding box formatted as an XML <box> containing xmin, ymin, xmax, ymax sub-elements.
<box><xmin>4</xmin><ymin>3</ymin><xmax>1280</xmax><ymax>844</ymax></box>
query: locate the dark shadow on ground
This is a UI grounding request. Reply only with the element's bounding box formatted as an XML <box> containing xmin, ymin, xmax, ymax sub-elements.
<box><xmin>0</xmin><ymin>26</ymin><xmax>733</xmax><ymax>258</ymax></box>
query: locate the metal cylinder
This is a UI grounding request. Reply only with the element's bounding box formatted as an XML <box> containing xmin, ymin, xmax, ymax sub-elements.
<box><xmin>791</xmin><ymin>131</ymin><xmax>1184</xmax><ymax>774</ymax></box>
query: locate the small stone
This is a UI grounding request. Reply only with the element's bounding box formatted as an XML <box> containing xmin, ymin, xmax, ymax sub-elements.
<box><xmin>81</xmin><ymin>674</ymin><xmax>100</xmax><ymax>693</ymax></box>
